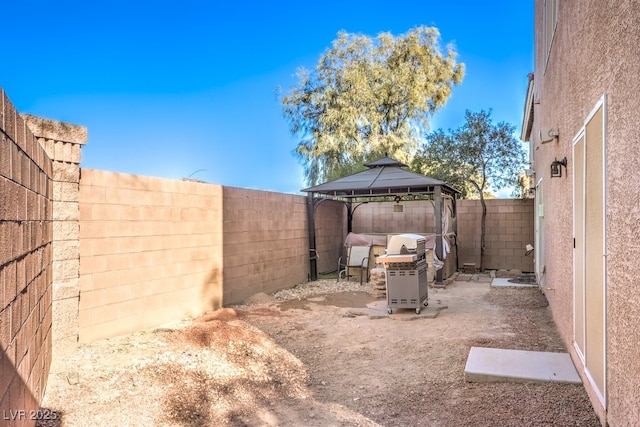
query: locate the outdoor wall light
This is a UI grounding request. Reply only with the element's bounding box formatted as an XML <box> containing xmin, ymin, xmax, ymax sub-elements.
<box><xmin>550</xmin><ymin>157</ymin><xmax>567</xmax><ymax>178</ymax></box>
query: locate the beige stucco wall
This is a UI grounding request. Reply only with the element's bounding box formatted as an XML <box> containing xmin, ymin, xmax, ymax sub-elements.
<box><xmin>221</xmin><ymin>187</ymin><xmax>308</xmax><ymax>303</ymax></box>
<box><xmin>79</xmin><ymin>170</ymin><xmax>224</xmax><ymax>342</ymax></box>
<box><xmin>531</xmin><ymin>1</ymin><xmax>640</xmax><ymax>423</ymax></box>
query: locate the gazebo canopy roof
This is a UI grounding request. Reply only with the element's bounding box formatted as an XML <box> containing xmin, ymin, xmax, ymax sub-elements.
<box><xmin>301</xmin><ymin>156</ymin><xmax>458</xmax><ymax>198</ymax></box>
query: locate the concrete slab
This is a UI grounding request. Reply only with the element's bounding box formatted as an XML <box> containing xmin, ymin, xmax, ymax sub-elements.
<box><xmin>365</xmin><ymin>300</ymin><xmax>447</xmax><ymax>320</ymax></box>
<box><xmin>465</xmin><ymin>347</ymin><xmax>582</xmax><ymax>384</ymax></box>
<box><xmin>491</xmin><ymin>278</ymin><xmax>538</xmax><ymax>288</ymax></box>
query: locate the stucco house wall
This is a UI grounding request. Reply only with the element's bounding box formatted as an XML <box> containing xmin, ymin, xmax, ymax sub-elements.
<box><xmin>527</xmin><ymin>1</ymin><xmax>640</xmax><ymax>424</ymax></box>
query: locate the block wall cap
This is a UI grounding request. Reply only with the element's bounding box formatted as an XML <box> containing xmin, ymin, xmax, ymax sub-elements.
<box><xmin>23</xmin><ymin>114</ymin><xmax>88</xmax><ymax>145</ymax></box>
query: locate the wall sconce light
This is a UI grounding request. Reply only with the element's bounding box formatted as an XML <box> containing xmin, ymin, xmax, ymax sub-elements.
<box><xmin>528</xmin><ymin>187</ymin><xmax>536</xmax><ymax>198</ymax></box>
<box><xmin>550</xmin><ymin>157</ymin><xmax>567</xmax><ymax>178</ymax></box>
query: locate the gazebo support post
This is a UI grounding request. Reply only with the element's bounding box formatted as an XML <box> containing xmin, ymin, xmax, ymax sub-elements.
<box><xmin>452</xmin><ymin>193</ymin><xmax>459</xmax><ymax>271</ymax></box>
<box><xmin>434</xmin><ymin>186</ymin><xmax>445</xmax><ymax>287</ymax></box>
<box><xmin>307</xmin><ymin>192</ymin><xmax>318</xmax><ymax>281</ymax></box>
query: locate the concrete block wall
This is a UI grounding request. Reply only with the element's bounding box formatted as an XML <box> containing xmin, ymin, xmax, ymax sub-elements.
<box><xmin>222</xmin><ymin>187</ymin><xmax>308</xmax><ymax>303</ymax></box>
<box><xmin>457</xmin><ymin>199</ymin><xmax>534</xmax><ymax>272</ymax></box>
<box><xmin>314</xmin><ymin>200</ymin><xmax>346</xmax><ymax>274</ymax></box>
<box><xmin>310</xmin><ymin>198</ymin><xmax>473</xmax><ymax>278</ymax></box>
<box><xmin>455</xmin><ymin>200</ymin><xmax>482</xmax><ymax>268</ymax></box>
<box><xmin>353</xmin><ymin>200</ymin><xmax>458</xmax><ymax>278</ymax></box>
<box><xmin>354</xmin><ymin>198</ymin><xmax>535</xmax><ymax>272</ymax></box>
<box><xmin>1</xmin><ymin>91</ymin><xmax>53</xmax><ymax>426</ymax></box>
<box><xmin>79</xmin><ymin>170</ymin><xmax>224</xmax><ymax>342</ymax></box>
<box><xmin>353</xmin><ymin>200</ymin><xmax>436</xmax><ymax>234</ymax></box>
<box><xmin>24</xmin><ymin>114</ymin><xmax>87</xmax><ymax>357</ymax></box>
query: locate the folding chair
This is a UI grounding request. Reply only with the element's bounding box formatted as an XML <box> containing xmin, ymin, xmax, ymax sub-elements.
<box><xmin>337</xmin><ymin>245</ymin><xmax>371</xmax><ymax>285</ymax></box>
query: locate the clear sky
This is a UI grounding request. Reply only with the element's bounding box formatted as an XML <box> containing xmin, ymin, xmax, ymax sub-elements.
<box><xmin>2</xmin><ymin>1</ymin><xmax>533</xmax><ymax>195</ymax></box>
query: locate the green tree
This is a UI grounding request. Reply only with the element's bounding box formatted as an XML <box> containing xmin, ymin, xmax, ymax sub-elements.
<box><xmin>281</xmin><ymin>27</ymin><xmax>464</xmax><ymax>185</ymax></box>
<box><xmin>412</xmin><ymin>109</ymin><xmax>527</xmax><ymax>271</ymax></box>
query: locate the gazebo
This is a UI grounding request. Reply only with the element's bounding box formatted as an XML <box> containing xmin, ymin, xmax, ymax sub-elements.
<box><xmin>301</xmin><ymin>156</ymin><xmax>459</xmax><ymax>285</ymax></box>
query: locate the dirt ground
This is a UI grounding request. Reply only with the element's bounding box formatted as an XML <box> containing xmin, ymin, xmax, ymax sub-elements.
<box><xmin>37</xmin><ymin>278</ymin><xmax>601</xmax><ymax>426</ymax></box>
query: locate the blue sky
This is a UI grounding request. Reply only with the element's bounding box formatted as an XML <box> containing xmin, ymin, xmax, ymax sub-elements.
<box><xmin>2</xmin><ymin>1</ymin><xmax>533</xmax><ymax>195</ymax></box>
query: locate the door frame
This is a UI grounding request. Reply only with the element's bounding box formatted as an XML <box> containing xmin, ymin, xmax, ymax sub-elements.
<box><xmin>535</xmin><ymin>178</ymin><xmax>544</xmax><ymax>287</ymax></box>
<box><xmin>572</xmin><ymin>94</ymin><xmax>607</xmax><ymax>408</ymax></box>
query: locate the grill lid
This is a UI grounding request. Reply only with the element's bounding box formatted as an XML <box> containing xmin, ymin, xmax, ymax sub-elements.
<box><xmin>386</xmin><ymin>233</ymin><xmax>426</xmax><ymax>255</ymax></box>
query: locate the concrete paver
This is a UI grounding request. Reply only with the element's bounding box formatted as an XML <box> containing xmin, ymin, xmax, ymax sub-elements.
<box><xmin>464</xmin><ymin>346</ymin><xmax>582</xmax><ymax>384</ymax></box>
<box><xmin>491</xmin><ymin>278</ymin><xmax>538</xmax><ymax>288</ymax></box>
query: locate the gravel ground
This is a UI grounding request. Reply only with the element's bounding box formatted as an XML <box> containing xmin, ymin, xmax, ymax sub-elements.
<box><xmin>37</xmin><ymin>277</ymin><xmax>601</xmax><ymax>426</ymax></box>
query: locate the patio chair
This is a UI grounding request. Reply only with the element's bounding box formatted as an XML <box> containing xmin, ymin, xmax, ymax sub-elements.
<box><xmin>337</xmin><ymin>245</ymin><xmax>371</xmax><ymax>285</ymax></box>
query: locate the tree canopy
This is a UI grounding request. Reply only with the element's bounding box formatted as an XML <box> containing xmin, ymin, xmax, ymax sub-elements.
<box><xmin>412</xmin><ymin>109</ymin><xmax>527</xmax><ymax>199</ymax></box>
<box><xmin>281</xmin><ymin>27</ymin><xmax>464</xmax><ymax>185</ymax></box>
<box><xmin>412</xmin><ymin>109</ymin><xmax>527</xmax><ymax>271</ymax></box>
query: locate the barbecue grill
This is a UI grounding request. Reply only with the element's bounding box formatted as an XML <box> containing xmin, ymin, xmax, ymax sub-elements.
<box><xmin>376</xmin><ymin>234</ymin><xmax>428</xmax><ymax>314</ymax></box>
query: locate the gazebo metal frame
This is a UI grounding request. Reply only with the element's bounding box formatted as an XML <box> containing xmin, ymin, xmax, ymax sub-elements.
<box><xmin>301</xmin><ymin>157</ymin><xmax>459</xmax><ymax>286</ymax></box>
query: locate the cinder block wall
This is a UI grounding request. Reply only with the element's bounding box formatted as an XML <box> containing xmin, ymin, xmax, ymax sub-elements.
<box><xmin>222</xmin><ymin>187</ymin><xmax>308</xmax><ymax>303</ymax></box>
<box><xmin>353</xmin><ymin>200</ymin><xmax>437</xmax><ymax>234</ymax></box>
<box><xmin>1</xmin><ymin>90</ymin><xmax>53</xmax><ymax>426</ymax></box>
<box><xmin>24</xmin><ymin>114</ymin><xmax>87</xmax><ymax>358</ymax></box>
<box><xmin>352</xmin><ymin>200</ymin><xmax>457</xmax><ymax>277</ymax></box>
<box><xmin>457</xmin><ymin>199</ymin><xmax>534</xmax><ymax>272</ymax></box>
<box><xmin>314</xmin><ymin>200</ymin><xmax>346</xmax><ymax>274</ymax></box>
<box><xmin>354</xmin><ymin>198</ymin><xmax>534</xmax><ymax>272</ymax></box>
<box><xmin>79</xmin><ymin>170</ymin><xmax>224</xmax><ymax>342</ymax></box>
